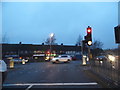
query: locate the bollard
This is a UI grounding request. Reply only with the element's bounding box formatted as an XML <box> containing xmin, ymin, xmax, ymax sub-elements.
<box><xmin>90</xmin><ymin>54</ymin><xmax>92</xmax><ymax>59</ymax></box>
<box><xmin>82</xmin><ymin>55</ymin><xmax>86</xmax><ymax>65</ymax></box>
<box><xmin>22</xmin><ymin>59</ymin><xmax>25</xmax><ymax>64</ymax></box>
<box><xmin>9</xmin><ymin>60</ymin><xmax>14</xmax><ymax>69</ymax></box>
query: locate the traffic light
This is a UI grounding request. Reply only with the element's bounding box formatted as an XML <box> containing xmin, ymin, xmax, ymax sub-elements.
<box><xmin>87</xmin><ymin>26</ymin><xmax>92</xmax><ymax>41</ymax></box>
<box><xmin>85</xmin><ymin>26</ymin><xmax>92</xmax><ymax>46</ymax></box>
<box><xmin>114</xmin><ymin>26</ymin><xmax>120</xmax><ymax>43</ymax></box>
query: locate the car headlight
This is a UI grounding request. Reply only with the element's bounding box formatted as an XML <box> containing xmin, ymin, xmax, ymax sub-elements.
<box><xmin>45</xmin><ymin>57</ymin><xmax>49</xmax><ymax>60</ymax></box>
<box><xmin>108</xmin><ymin>55</ymin><xmax>115</xmax><ymax>62</ymax></box>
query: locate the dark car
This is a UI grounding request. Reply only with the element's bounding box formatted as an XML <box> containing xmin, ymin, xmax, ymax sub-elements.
<box><xmin>11</xmin><ymin>59</ymin><xmax>28</xmax><ymax>63</ymax></box>
<box><xmin>95</xmin><ymin>56</ymin><xmax>107</xmax><ymax>61</ymax></box>
<box><xmin>71</xmin><ymin>56</ymin><xmax>77</xmax><ymax>60</ymax></box>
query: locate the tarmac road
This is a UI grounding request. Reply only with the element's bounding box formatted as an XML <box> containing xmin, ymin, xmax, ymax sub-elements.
<box><xmin>3</xmin><ymin>60</ymin><xmax>103</xmax><ymax>89</ymax></box>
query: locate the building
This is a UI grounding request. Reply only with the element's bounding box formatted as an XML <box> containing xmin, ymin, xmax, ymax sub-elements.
<box><xmin>2</xmin><ymin>43</ymin><xmax>82</xmax><ymax>61</ymax></box>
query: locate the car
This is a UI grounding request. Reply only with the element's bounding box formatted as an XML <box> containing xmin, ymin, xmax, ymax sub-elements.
<box><xmin>0</xmin><ymin>60</ymin><xmax>7</xmax><ymax>84</ymax></box>
<box><xmin>12</xmin><ymin>59</ymin><xmax>22</xmax><ymax>62</ymax></box>
<box><xmin>95</xmin><ymin>56</ymin><xmax>107</xmax><ymax>61</ymax></box>
<box><xmin>11</xmin><ymin>58</ymin><xmax>28</xmax><ymax>63</ymax></box>
<box><xmin>45</xmin><ymin>56</ymin><xmax>54</xmax><ymax>61</ymax></box>
<box><xmin>71</xmin><ymin>55</ymin><xmax>77</xmax><ymax>60</ymax></box>
<box><xmin>51</xmin><ymin>55</ymin><xmax>72</xmax><ymax>63</ymax></box>
<box><xmin>45</xmin><ymin>56</ymin><xmax>50</xmax><ymax>61</ymax></box>
<box><xmin>70</xmin><ymin>55</ymin><xmax>76</xmax><ymax>60</ymax></box>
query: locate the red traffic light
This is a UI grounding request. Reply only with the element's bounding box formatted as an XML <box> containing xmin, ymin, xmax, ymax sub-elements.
<box><xmin>87</xmin><ymin>27</ymin><xmax>92</xmax><ymax>33</ymax></box>
<box><xmin>85</xmin><ymin>26</ymin><xmax>92</xmax><ymax>46</ymax></box>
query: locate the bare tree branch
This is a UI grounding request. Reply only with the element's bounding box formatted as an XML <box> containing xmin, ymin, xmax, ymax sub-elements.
<box><xmin>91</xmin><ymin>40</ymin><xmax>103</xmax><ymax>49</ymax></box>
<box><xmin>45</xmin><ymin>34</ymin><xmax>57</xmax><ymax>45</ymax></box>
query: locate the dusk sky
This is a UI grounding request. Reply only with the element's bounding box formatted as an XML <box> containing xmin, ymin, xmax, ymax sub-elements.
<box><xmin>2</xmin><ymin>1</ymin><xmax>118</xmax><ymax>49</ymax></box>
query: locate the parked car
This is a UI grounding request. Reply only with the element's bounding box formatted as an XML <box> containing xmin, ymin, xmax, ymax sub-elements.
<box><xmin>12</xmin><ymin>59</ymin><xmax>28</xmax><ymax>63</ymax></box>
<box><xmin>45</xmin><ymin>56</ymin><xmax>54</xmax><ymax>61</ymax></box>
<box><xmin>71</xmin><ymin>55</ymin><xmax>77</xmax><ymax>60</ymax></box>
<box><xmin>0</xmin><ymin>60</ymin><xmax>7</xmax><ymax>84</ymax></box>
<box><xmin>51</xmin><ymin>55</ymin><xmax>72</xmax><ymax>63</ymax></box>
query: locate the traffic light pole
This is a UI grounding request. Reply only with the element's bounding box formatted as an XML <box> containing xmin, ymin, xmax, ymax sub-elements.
<box><xmin>114</xmin><ymin>26</ymin><xmax>120</xmax><ymax>87</ymax></box>
<box><xmin>88</xmin><ymin>46</ymin><xmax>90</xmax><ymax>61</ymax></box>
<box><xmin>88</xmin><ymin>46</ymin><xmax>93</xmax><ymax>66</ymax></box>
<box><xmin>81</xmin><ymin>40</ymin><xmax>86</xmax><ymax>65</ymax></box>
<box><xmin>81</xmin><ymin>40</ymin><xmax>83</xmax><ymax>59</ymax></box>
<box><xmin>82</xmin><ymin>26</ymin><xmax>92</xmax><ymax>65</ymax></box>
<box><xmin>118</xmin><ymin>44</ymin><xmax>120</xmax><ymax>87</ymax></box>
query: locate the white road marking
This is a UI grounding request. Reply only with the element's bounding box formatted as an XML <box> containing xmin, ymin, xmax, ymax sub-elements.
<box><xmin>25</xmin><ymin>85</ymin><xmax>33</xmax><ymax>90</ymax></box>
<box><xmin>3</xmin><ymin>82</ymin><xmax>98</xmax><ymax>86</ymax></box>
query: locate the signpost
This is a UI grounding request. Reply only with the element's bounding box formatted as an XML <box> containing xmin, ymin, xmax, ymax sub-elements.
<box><xmin>114</xmin><ymin>25</ymin><xmax>120</xmax><ymax>87</ymax></box>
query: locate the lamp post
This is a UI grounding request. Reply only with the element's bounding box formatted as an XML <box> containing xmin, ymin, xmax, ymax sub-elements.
<box><xmin>49</xmin><ymin>33</ymin><xmax>54</xmax><ymax>60</ymax></box>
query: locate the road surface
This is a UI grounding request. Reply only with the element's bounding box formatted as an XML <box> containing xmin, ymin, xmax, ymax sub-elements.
<box><xmin>3</xmin><ymin>60</ymin><xmax>103</xmax><ymax>89</ymax></box>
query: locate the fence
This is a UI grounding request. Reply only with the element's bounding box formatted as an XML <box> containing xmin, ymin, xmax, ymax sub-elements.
<box><xmin>89</xmin><ymin>57</ymin><xmax>120</xmax><ymax>88</ymax></box>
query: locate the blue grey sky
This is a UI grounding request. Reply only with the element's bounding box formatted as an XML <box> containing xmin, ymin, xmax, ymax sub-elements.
<box><xmin>2</xmin><ymin>2</ymin><xmax>118</xmax><ymax>49</ymax></box>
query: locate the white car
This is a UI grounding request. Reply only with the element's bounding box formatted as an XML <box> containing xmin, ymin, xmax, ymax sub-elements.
<box><xmin>51</xmin><ymin>55</ymin><xmax>72</xmax><ymax>63</ymax></box>
<box><xmin>0</xmin><ymin>60</ymin><xmax>7</xmax><ymax>84</ymax></box>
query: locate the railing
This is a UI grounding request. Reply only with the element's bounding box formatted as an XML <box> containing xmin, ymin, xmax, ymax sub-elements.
<box><xmin>89</xmin><ymin>58</ymin><xmax>120</xmax><ymax>88</ymax></box>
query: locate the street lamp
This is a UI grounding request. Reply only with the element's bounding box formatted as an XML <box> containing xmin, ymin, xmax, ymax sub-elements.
<box><xmin>49</xmin><ymin>33</ymin><xmax>54</xmax><ymax>60</ymax></box>
<box><xmin>50</xmin><ymin>33</ymin><xmax>54</xmax><ymax>38</ymax></box>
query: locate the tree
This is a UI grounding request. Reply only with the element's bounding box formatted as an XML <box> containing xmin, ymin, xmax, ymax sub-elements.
<box><xmin>76</xmin><ymin>34</ymin><xmax>83</xmax><ymax>46</ymax></box>
<box><xmin>45</xmin><ymin>33</ymin><xmax>57</xmax><ymax>45</ymax></box>
<box><xmin>91</xmin><ymin>40</ymin><xmax>104</xmax><ymax>57</ymax></box>
<box><xmin>1</xmin><ymin>33</ymin><xmax>9</xmax><ymax>43</ymax></box>
<box><xmin>91</xmin><ymin>40</ymin><xmax>103</xmax><ymax>49</ymax></box>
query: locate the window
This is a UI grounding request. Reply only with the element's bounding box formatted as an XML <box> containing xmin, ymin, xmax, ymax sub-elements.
<box><xmin>61</xmin><ymin>55</ymin><xmax>68</xmax><ymax>57</ymax></box>
<box><xmin>25</xmin><ymin>51</ymin><xmax>28</xmax><ymax>54</ymax></box>
<box><xmin>20</xmin><ymin>51</ymin><xmax>23</xmax><ymax>53</ymax></box>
